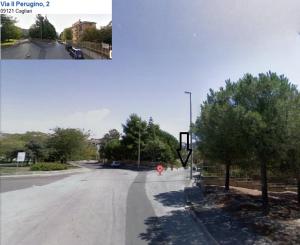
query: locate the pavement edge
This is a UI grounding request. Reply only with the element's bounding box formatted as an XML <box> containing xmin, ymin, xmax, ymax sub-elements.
<box><xmin>184</xmin><ymin>180</ymin><xmax>219</xmax><ymax>245</ymax></box>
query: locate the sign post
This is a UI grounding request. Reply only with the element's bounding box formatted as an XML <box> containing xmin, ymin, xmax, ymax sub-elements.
<box><xmin>16</xmin><ymin>152</ymin><xmax>26</xmax><ymax>167</ymax></box>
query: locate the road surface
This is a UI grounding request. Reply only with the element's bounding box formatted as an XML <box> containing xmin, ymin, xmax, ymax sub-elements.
<box><xmin>0</xmin><ymin>166</ymin><xmax>215</xmax><ymax>245</ymax></box>
<box><xmin>1</xmin><ymin>40</ymin><xmax>72</xmax><ymax>59</ymax></box>
<box><xmin>0</xmin><ymin>174</ymin><xmax>76</xmax><ymax>193</ymax></box>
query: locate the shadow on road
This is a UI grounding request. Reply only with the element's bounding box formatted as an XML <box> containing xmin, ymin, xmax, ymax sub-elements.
<box><xmin>154</xmin><ymin>190</ymin><xmax>185</xmax><ymax>208</ymax></box>
<box><xmin>81</xmin><ymin>162</ymin><xmax>154</xmax><ymax>172</ymax></box>
<box><xmin>139</xmin><ymin>209</ymin><xmax>209</xmax><ymax>245</ymax></box>
<box><xmin>139</xmin><ymin>188</ymin><xmax>211</xmax><ymax>244</ymax></box>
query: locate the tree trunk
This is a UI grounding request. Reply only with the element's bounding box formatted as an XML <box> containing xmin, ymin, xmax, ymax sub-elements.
<box><xmin>297</xmin><ymin>175</ymin><xmax>300</xmax><ymax>206</ymax></box>
<box><xmin>260</xmin><ymin>159</ymin><xmax>269</xmax><ymax>215</ymax></box>
<box><xmin>224</xmin><ymin>163</ymin><xmax>230</xmax><ymax>192</ymax></box>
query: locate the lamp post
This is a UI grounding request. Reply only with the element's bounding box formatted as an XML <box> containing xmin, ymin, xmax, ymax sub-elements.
<box><xmin>184</xmin><ymin>91</ymin><xmax>193</xmax><ymax>180</ymax></box>
<box><xmin>137</xmin><ymin>124</ymin><xmax>141</xmax><ymax>170</ymax></box>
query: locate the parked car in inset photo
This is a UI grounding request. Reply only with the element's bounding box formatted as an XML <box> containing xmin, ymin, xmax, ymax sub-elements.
<box><xmin>69</xmin><ymin>47</ymin><xmax>84</xmax><ymax>59</ymax></box>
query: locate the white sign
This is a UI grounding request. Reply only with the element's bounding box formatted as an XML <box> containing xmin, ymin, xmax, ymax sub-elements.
<box><xmin>102</xmin><ymin>43</ymin><xmax>110</xmax><ymax>49</ymax></box>
<box><xmin>17</xmin><ymin>152</ymin><xmax>26</xmax><ymax>162</ymax></box>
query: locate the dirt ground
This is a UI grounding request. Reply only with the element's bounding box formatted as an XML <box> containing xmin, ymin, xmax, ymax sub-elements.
<box><xmin>194</xmin><ymin>185</ymin><xmax>300</xmax><ymax>244</ymax></box>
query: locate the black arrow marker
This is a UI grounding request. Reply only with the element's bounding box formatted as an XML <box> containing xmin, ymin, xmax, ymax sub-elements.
<box><xmin>176</xmin><ymin>132</ymin><xmax>192</xmax><ymax>168</ymax></box>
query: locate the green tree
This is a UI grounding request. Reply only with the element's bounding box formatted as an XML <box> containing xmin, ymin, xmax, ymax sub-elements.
<box><xmin>121</xmin><ymin>114</ymin><xmax>147</xmax><ymax>160</ymax></box>
<box><xmin>61</xmin><ymin>27</ymin><xmax>72</xmax><ymax>41</ymax></box>
<box><xmin>29</xmin><ymin>15</ymin><xmax>57</xmax><ymax>40</ymax></box>
<box><xmin>1</xmin><ymin>14</ymin><xmax>22</xmax><ymax>41</ymax></box>
<box><xmin>101</xmin><ymin>139</ymin><xmax>123</xmax><ymax>161</ymax></box>
<box><xmin>284</xmin><ymin>91</ymin><xmax>300</xmax><ymax>204</ymax></box>
<box><xmin>99</xmin><ymin>129</ymin><xmax>122</xmax><ymax>161</ymax></box>
<box><xmin>142</xmin><ymin>138</ymin><xmax>173</xmax><ymax>162</ymax></box>
<box><xmin>234</xmin><ymin>72</ymin><xmax>296</xmax><ymax>214</ymax></box>
<box><xmin>195</xmin><ymin>81</ymin><xmax>249</xmax><ymax>191</ymax></box>
<box><xmin>80</xmin><ymin>27</ymin><xmax>98</xmax><ymax>42</ymax></box>
<box><xmin>80</xmin><ymin>25</ymin><xmax>112</xmax><ymax>44</ymax></box>
<box><xmin>0</xmin><ymin>132</ymin><xmax>49</xmax><ymax>162</ymax></box>
<box><xmin>156</xmin><ymin>129</ymin><xmax>178</xmax><ymax>160</ymax></box>
<box><xmin>25</xmin><ymin>140</ymin><xmax>46</xmax><ymax>163</ymax></box>
<box><xmin>47</xmin><ymin>128</ymin><xmax>89</xmax><ymax>163</ymax></box>
<box><xmin>0</xmin><ymin>136</ymin><xmax>25</xmax><ymax>161</ymax></box>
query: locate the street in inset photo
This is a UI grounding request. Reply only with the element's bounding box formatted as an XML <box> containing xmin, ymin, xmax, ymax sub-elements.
<box><xmin>1</xmin><ymin>14</ymin><xmax>112</xmax><ymax>60</ymax></box>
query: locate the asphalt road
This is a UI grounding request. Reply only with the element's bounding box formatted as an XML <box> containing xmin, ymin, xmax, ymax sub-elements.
<box><xmin>1</xmin><ymin>40</ymin><xmax>72</xmax><ymax>59</ymax></box>
<box><xmin>0</xmin><ymin>174</ymin><xmax>75</xmax><ymax>193</ymax></box>
<box><xmin>1</xmin><ymin>167</ymin><xmax>215</xmax><ymax>245</ymax></box>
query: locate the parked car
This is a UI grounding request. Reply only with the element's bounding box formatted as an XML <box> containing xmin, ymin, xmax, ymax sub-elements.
<box><xmin>110</xmin><ymin>161</ymin><xmax>121</xmax><ymax>168</ymax></box>
<box><xmin>69</xmin><ymin>48</ymin><xmax>84</xmax><ymax>59</ymax></box>
<box><xmin>65</xmin><ymin>44</ymin><xmax>72</xmax><ymax>51</ymax></box>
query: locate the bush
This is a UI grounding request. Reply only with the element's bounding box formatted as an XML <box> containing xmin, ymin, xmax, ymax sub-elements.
<box><xmin>30</xmin><ymin>162</ymin><xmax>67</xmax><ymax>171</ymax></box>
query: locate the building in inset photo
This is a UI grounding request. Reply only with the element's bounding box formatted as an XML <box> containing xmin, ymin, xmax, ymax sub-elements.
<box><xmin>71</xmin><ymin>20</ymin><xmax>96</xmax><ymax>43</ymax></box>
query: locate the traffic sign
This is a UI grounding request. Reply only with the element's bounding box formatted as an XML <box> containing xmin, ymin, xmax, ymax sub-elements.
<box><xmin>156</xmin><ymin>164</ymin><xmax>164</xmax><ymax>175</ymax></box>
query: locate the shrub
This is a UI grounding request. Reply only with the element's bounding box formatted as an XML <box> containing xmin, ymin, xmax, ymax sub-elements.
<box><xmin>30</xmin><ymin>162</ymin><xmax>67</xmax><ymax>171</ymax></box>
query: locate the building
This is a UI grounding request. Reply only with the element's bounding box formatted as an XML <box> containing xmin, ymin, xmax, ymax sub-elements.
<box><xmin>71</xmin><ymin>20</ymin><xmax>96</xmax><ymax>43</ymax></box>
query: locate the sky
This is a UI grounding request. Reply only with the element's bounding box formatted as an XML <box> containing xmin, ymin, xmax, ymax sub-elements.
<box><xmin>11</xmin><ymin>14</ymin><xmax>112</xmax><ymax>33</ymax></box>
<box><xmin>1</xmin><ymin>0</ymin><xmax>300</xmax><ymax>138</ymax></box>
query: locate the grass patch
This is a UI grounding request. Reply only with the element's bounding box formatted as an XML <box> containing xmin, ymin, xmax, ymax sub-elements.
<box><xmin>0</xmin><ymin>166</ymin><xmax>30</xmax><ymax>175</ymax></box>
<box><xmin>30</xmin><ymin>162</ymin><xmax>68</xmax><ymax>171</ymax></box>
<box><xmin>1</xmin><ymin>39</ymin><xmax>18</xmax><ymax>47</ymax></box>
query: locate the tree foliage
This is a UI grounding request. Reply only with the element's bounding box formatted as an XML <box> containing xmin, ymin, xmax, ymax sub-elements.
<box><xmin>100</xmin><ymin>115</ymin><xmax>178</xmax><ymax>163</ymax></box>
<box><xmin>195</xmin><ymin>71</ymin><xmax>300</xmax><ymax>213</ymax></box>
<box><xmin>29</xmin><ymin>15</ymin><xmax>57</xmax><ymax>40</ymax></box>
<box><xmin>47</xmin><ymin>128</ymin><xmax>90</xmax><ymax>163</ymax></box>
<box><xmin>1</xmin><ymin>14</ymin><xmax>22</xmax><ymax>41</ymax></box>
<box><xmin>195</xmin><ymin>81</ymin><xmax>250</xmax><ymax>191</ymax></box>
<box><xmin>81</xmin><ymin>26</ymin><xmax>112</xmax><ymax>44</ymax></box>
<box><xmin>0</xmin><ymin>132</ymin><xmax>49</xmax><ymax>161</ymax></box>
<box><xmin>60</xmin><ymin>28</ymin><xmax>72</xmax><ymax>41</ymax></box>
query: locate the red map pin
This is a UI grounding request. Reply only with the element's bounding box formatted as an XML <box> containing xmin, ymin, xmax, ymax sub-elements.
<box><xmin>156</xmin><ymin>164</ymin><xmax>164</xmax><ymax>175</ymax></box>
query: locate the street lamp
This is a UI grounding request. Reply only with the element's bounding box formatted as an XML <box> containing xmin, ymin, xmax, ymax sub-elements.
<box><xmin>184</xmin><ymin>91</ymin><xmax>193</xmax><ymax>180</ymax></box>
<box><xmin>137</xmin><ymin>123</ymin><xmax>141</xmax><ymax>170</ymax></box>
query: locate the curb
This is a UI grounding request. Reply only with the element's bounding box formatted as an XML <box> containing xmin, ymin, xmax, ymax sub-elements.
<box><xmin>184</xmin><ymin>181</ymin><xmax>219</xmax><ymax>245</ymax></box>
<box><xmin>0</xmin><ymin>167</ymin><xmax>91</xmax><ymax>178</ymax></box>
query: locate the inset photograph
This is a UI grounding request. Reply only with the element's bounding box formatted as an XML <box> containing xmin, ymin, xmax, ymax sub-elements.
<box><xmin>1</xmin><ymin>14</ymin><xmax>112</xmax><ymax>60</ymax></box>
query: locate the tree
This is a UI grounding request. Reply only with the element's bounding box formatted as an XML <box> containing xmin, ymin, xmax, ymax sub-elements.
<box><xmin>121</xmin><ymin>114</ymin><xmax>147</xmax><ymax>160</ymax></box>
<box><xmin>101</xmin><ymin>139</ymin><xmax>122</xmax><ymax>161</ymax></box>
<box><xmin>195</xmin><ymin>81</ymin><xmax>248</xmax><ymax>191</ymax></box>
<box><xmin>47</xmin><ymin>128</ymin><xmax>89</xmax><ymax>163</ymax></box>
<box><xmin>25</xmin><ymin>140</ymin><xmax>46</xmax><ymax>163</ymax></box>
<box><xmin>142</xmin><ymin>138</ymin><xmax>173</xmax><ymax>162</ymax></box>
<box><xmin>284</xmin><ymin>91</ymin><xmax>300</xmax><ymax>204</ymax></box>
<box><xmin>99</xmin><ymin>129</ymin><xmax>122</xmax><ymax>161</ymax></box>
<box><xmin>29</xmin><ymin>15</ymin><xmax>57</xmax><ymax>40</ymax></box>
<box><xmin>0</xmin><ymin>132</ymin><xmax>49</xmax><ymax>162</ymax></box>
<box><xmin>61</xmin><ymin>28</ymin><xmax>72</xmax><ymax>41</ymax></box>
<box><xmin>81</xmin><ymin>27</ymin><xmax>98</xmax><ymax>42</ymax></box>
<box><xmin>156</xmin><ymin>129</ymin><xmax>178</xmax><ymax>161</ymax></box>
<box><xmin>1</xmin><ymin>15</ymin><xmax>22</xmax><ymax>41</ymax></box>
<box><xmin>80</xmin><ymin>25</ymin><xmax>112</xmax><ymax>44</ymax></box>
<box><xmin>0</xmin><ymin>136</ymin><xmax>25</xmax><ymax>161</ymax></box>
<box><xmin>195</xmin><ymin>72</ymin><xmax>297</xmax><ymax>214</ymax></box>
<box><xmin>99</xmin><ymin>117</ymin><xmax>178</xmax><ymax>163</ymax></box>
<box><xmin>234</xmin><ymin>72</ymin><xmax>296</xmax><ymax>214</ymax></box>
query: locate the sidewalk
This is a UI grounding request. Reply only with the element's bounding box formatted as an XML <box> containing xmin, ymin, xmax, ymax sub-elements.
<box><xmin>184</xmin><ymin>181</ymin><xmax>219</xmax><ymax>245</ymax></box>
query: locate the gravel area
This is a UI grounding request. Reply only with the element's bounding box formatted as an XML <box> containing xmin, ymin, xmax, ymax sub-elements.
<box><xmin>191</xmin><ymin>185</ymin><xmax>300</xmax><ymax>245</ymax></box>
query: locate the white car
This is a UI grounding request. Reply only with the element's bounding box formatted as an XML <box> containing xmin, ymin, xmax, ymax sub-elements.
<box><xmin>110</xmin><ymin>161</ymin><xmax>121</xmax><ymax>167</ymax></box>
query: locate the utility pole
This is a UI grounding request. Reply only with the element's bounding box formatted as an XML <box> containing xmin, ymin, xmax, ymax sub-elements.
<box><xmin>184</xmin><ymin>91</ymin><xmax>193</xmax><ymax>179</ymax></box>
<box><xmin>137</xmin><ymin>125</ymin><xmax>141</xmax><ymax>170</ymax></box>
